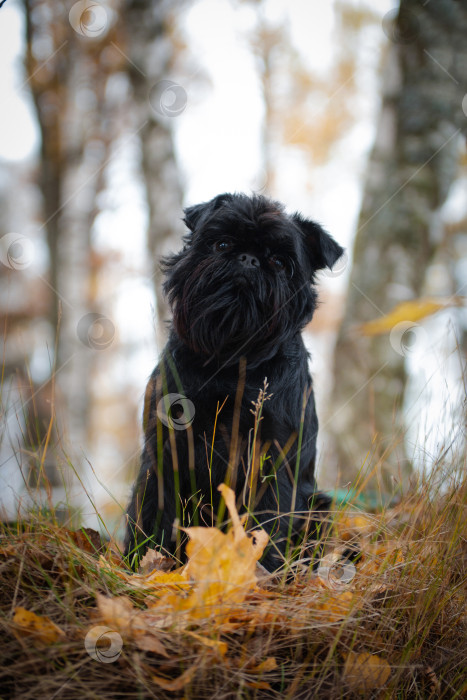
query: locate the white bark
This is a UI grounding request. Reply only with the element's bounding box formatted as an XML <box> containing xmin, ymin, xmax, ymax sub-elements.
<box><xmin>327</xmin><ymin>0</ymin><xmax>467</xmax><ymax>487</ymax></box>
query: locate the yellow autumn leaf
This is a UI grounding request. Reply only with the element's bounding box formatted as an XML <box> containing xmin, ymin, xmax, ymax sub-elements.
<box><xmin>359</xmin><ymin>297</ymin><xmax>463</xmax><ymax>336</ymax></box>
<box><xmin>151</xmin><ymin>662</ymin><xmax>199</xmax><ymax>692</ymax></box>
<box><xmin>96</xmin><ymin>593</ymin><xmax>169</xmax><ymax>657</ymax></box>
<box><xmin>13</xmin><ymin>607</ymin><xmax>64</xmax><ymax>645</ymax></box>
<box><xmin>358</xmin><ymin>542</ymin><xmax>404</xmax><ymax>578</ymax></box>
<box><xmin>342</xmin><ymin>651</ymin><xmax>391</xmax><ymax>692</ymax></box>
<box><xmin>129</xmin><ymin>569</ymin><xmax>191</xmax><ymax>593</ymax></box>
<box><xmin>184</xmin><ymin>527</ymin><xmax>263</xmax><ymax>594</ymax></box>
<box><xmin>99</xmin><ymin>551</ymin><xmax>190</xmax><ymax>594</ymax></box>
<box><xmin>186</xmin><ymin>631</ymin><xmax>228</xmax><ymax>657</ymax></box>
<box><xmin>119</xmin><ymin>483</ymin><xmax>268</xmax><ymax>609</ymax></box>
<box><xmin>124</xmin><ymin>484</ymin><xmax>270</xmax><ymax>627</ymax></box>
<box><xmin>245</xmin><ymin>680</ymin><xmax>272</xmax><ymax>690</ymax></box>
<box><xmin>184</xmin><ymin>527</ymin><xmax>231</xmax><ymax>580</ymax></box>
<box><xmin>150</xmin><ymin>664</ymin><xmax>198</xmax><ymax>691</ymax></box>
<box><xmin>248</xmin><ymin>657</ymin><xmax>278</xmax><ymax>674</ymax></box>
<box><xmin>180</xmin><ymin>484</ymin><xmax>269</xmax><ymax>612</ymax></box>
<box><xmin>335</xmin><ymin>512</ymin><xmax>375</xmax><ymax>540</ymax></box>
<box><xmin>315</xmin><ymin>590</ymin><xmax>357</xmax><ymax>622</ymax></box>
<box><xmin>96</xmin><ymin>593</ymin><xmax>138</xmax><ymax>632</ymax></box>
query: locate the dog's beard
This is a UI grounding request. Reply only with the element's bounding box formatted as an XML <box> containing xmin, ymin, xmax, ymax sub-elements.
<box><xmin>166</xmin><ymin>254</ymin><xmax>305</xmax><ymax>363</ymax></box>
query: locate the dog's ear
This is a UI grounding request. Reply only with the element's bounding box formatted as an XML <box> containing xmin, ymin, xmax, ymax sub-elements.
<box><xmin>183</xmin><ymin>193</ymin><xmax>234</xmax><ymax>233</ymax></box>
<box><xmin>292</xmin><ymin>213</ymin><xmax>344</xmax><ymax>272</ymax></box>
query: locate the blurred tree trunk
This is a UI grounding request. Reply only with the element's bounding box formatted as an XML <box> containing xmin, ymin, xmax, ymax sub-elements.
<box><xmin>23</xmin><ymin>0</ymin><xmax>119</xmax><ymax>468</ymax></box>
<box><xmin>328</xmin><ymin>0</ymin><xmax>467</xmax><ymax>487</ymax></box>
<box><xmin>122</xmin><ymin>0</ymin><xmax>184</xmax><ymax>342</ymax></box>
<box><xmin>23</xmin><ymin>0</ymin><xmax>63</xmax><ymax>335</ymax></box>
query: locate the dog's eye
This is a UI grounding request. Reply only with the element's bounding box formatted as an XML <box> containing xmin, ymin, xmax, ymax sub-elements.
<box><xmin>214</xmin><ymin>241</ymin><xmax>232</xmax><ymax>252</ymax></box>
<box><xmin>268</xmin><ymin>255</ymin><xmax>286</xmax><ymax>271</ymax></box>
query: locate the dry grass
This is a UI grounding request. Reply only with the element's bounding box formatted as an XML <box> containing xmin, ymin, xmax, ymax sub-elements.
<box><xmin>1</xmin><ymin>454</ymin><xmax>466</xmax><ymax>700</ymax></box>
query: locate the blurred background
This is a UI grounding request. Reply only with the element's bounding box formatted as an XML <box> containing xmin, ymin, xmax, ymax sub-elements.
<box><xmin>0</xmin><ymin>0</ymin><xmax>466</xmax><ymax>535</ymax></box>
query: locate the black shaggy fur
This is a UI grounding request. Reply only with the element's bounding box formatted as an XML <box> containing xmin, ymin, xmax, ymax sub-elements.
<box><xmin>125</xmin><ymin>193</ymin><xmax>344</xmax><ymax>571</ymax></box>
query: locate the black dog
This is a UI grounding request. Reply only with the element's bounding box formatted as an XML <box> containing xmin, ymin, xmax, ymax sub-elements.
<box><xmin>125</xmin><ymin>193</ymin><xmax>344</xmax><ymax>571</ymax></box>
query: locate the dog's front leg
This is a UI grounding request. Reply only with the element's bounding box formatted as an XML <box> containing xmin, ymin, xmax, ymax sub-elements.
<box><xmin>124</xmin><ymin>439</ymin><xmax>177</xmax><ymax>566</ymax></box>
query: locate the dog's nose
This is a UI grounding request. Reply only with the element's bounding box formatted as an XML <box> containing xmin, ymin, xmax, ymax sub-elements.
<box><xmin>237</xmin><ymin>252</ymin><xmax>259</xmax><ymax>269</ymax></box>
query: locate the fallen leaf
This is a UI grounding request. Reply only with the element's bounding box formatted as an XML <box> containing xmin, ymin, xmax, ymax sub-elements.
<box><xmin>13</xmin><ymin>607</ymin><xmax>64</xmax><ymax>645</ymax></box>
<box><xmin>67</xmin><ymin>527</ymin><xmax>104</xmax><ymax>553</ymax></box>
<box><xmin>335</xmin><ymin>512</ymin><xmax>375</xmax><ymax>540</ymax></box>
<box><xmin>138</xmin><ymin>548</ymin><xmax>175</xmax><ymax>574</ymax></box>
<box><xmin>0</xmin><ymin>544</ymin><xmax>16</xmax><ymax>557</ymax></box>
<box><xmin>96</xmin><ymin>594</ymin><xmax>169</xmax><ymax>657</ymax></box>
<box><xmin>315</xmin><ymin>590</ymin><xmax>357</xmax><ymax>622</ymax></box>
<box><xmin>130</xmin><ymin>569</ymin><xmax>191</xmax><ymax>593</ymax></box>
<box><xmin>100</xmin><ymin>484</ymin><xmax>270</xmax><ymax>631</ymax></box>
<box><xmin>245</xmin><ymin>680</ymin><xmax>272</xmax><ymax>690</ymax></box>
<box><xmin>359</xmin><ymin>297</ymin><xmax>463</xmax><ymax>336</ymax></box>
<box><xmin>96</xmin><ymin>593</ymin><xmax>135</xmax><ymax>631</ymax></box>
<box><xmin>128</xmin><ymin>486</ymin><xmax>269</xmax><ymax>628</ymax></box>
<box><xmin>133</xmin><ymin>634</ymin><xmax>171</xmax><ymax>655</ymax></box>
<box><xmin>186</xmin><ymin>631</ymin><xmax>228</xmax><ymax>657</ymax></box>
<box><xmin>97</xmin><ymin>487</ymin><xmax>270</xmax><ymax>633</ymax></box>
<box><xmin>184</xmin><ymin>504</ymin><xmax>267</xmax><ymax>593</ymax></box>
<box><xmin>99</xmin><ymin>553</ymin><xmax>189</xmax><ymax>594</ymax></box>
<box><xmin>342</xmin><ymin>651</ymin><xmax>391</xmax><ymax>693</ymax></box>
<box><xmin>172</xmin><ymin>485</ymin><xmax>269</xmax><ymax>618</ymax></box>
<box><xmin>183</xmin><ymin>527</ymin><xmax>231</xmax><ymax>581</ymax></box>
<box><xmin>248</xmin><ymin>657</ymin><xmax>277</xmax><ymax>674</ymax></box>
<box><xmin>358</xmin><ymin>542</ymin><xmax>404</xmax><ymax>579</ymax></box>
<box><xmin>151</xmin><ymin>664</ymin><xmax>198</xmax><ymax>691</ymax></box>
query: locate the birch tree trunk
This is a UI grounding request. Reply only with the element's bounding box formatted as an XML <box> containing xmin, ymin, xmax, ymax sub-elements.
<box><xmin>327</xmin><ymin>0</ymin><xmax>467</xmax><ymax>487</ymax></box>
<box><xmin>23</xmin><ymin>0</ymin><xmax>119</xmax><ymax>470</ymax></box>
<box><xmin>122</xmin><ymin>0</ymin><xmax>185</xmax><ymax>342</ymax></box>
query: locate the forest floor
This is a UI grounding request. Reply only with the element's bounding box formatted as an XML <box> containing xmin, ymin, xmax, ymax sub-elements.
<box><xmin>1</xmin><ymin>463</ymin><xmax>466</xmax><ymax>699</ymax></box>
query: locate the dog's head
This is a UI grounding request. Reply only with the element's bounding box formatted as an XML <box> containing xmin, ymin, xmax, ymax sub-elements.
<box><xmin>163</xmin><ymin>193</ymin><xmax>343</xmax><ymax>363</ymax></box>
